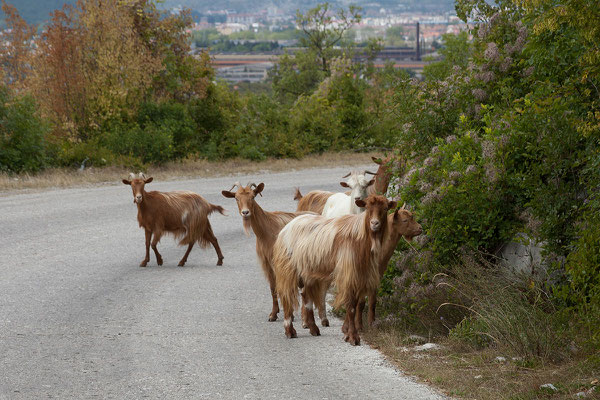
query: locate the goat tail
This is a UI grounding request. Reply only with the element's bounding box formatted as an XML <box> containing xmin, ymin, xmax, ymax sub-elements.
<box><xmin>208</xmin><ymin>203</ymin><xmax>226</xmax><ymax>216</ymax></box>
<box><xmin>293</xmin><ymin>187</ymin><xmax>303</xmax><ymax>201</ymax></box>
<box><xmin>273</xmin><ymin>242</ymin><xmax>300</xmax><ymax>314</ymax></box>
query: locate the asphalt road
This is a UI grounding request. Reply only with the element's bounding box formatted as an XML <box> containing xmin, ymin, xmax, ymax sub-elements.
<box><xmin>0</xmin><ymin>166</ymin><xmax>444</xmax><ymax>399</ymax></box>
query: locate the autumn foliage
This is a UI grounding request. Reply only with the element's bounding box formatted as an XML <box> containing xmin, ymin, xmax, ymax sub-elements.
<box><xmin>1</xmin><ymin>0</ymin><xmax>213</xmax><ymax>157</ymax></box>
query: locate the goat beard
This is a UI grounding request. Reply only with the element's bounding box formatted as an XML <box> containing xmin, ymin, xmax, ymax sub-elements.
<box><xmin>242</xmin><ymin>216</ymin><xmax>253</xmax><ymax>237</ymax></box>
<box><xmin>369</xmin><ymin>229</ymin><xmax>384</xmax><ymax>253</ymax></box>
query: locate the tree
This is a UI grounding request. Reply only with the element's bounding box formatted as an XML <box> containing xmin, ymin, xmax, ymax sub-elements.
<box><xmin>0</xmin><ymin>0</ymin><xmax>36</xmax><ymax>91</ymax></box>
<box><xmin>295</xmin><ymin>2</ymin><xmax>361</xmax><ymax>73</ymax></box>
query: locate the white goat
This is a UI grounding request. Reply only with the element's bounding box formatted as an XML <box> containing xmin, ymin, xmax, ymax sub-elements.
<box><xmin>322</xmin><ymin>171</ymin><xmax>375</xmax><ymax>218</ymax></box>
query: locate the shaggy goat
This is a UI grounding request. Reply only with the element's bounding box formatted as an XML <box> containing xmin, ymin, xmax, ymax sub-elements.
<box><xmin>221</xmin><ymin>182</ymin><xmax>328</xmax><ymax>325</ymax></box>
<box><xmin>122</xmin><ymin>173</ymin><xmax>225</xmax><ymax>267</ymax></box>
<box><xmin>273</xmin><ymin>195</ymin><xmax>395</xmax><ymax>345</ymax></box>
<box><xmin>321</xmin><ymin>171</ymin><xmax>375</xmax><ymax>218</ymax></box>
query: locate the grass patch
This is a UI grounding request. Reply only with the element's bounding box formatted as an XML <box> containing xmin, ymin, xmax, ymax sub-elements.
<box><xmin>362</xmin><ymin>328</ymin><xmax>600</xmax><ymax>399</ymax></box>
<box><xmin>0</xmin><ymin>151</ymin><xmax>378</xmax><ymax>194</ymax></box>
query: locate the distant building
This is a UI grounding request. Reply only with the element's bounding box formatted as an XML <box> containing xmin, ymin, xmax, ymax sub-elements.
<box><xmin>216</xmin><ymin>62</ymin><xmax>274</xmax><ymax>83</ymax></box>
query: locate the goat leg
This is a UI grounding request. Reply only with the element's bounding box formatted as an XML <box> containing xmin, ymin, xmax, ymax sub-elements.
<box><xmin>140</xmin><ymin>229</ymin><xmax>151</xmax><ymax>267</ymax></box>
<box><xmin>178</xmin><ymin>243</ymin><xmax>194</xmax><ymax>267</ymax></box>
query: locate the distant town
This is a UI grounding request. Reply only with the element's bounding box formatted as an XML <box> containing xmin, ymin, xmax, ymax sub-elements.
<box><xmin>178</xmin><ymin>5</ymin><xmax>467</xmax><ymax>83</ymax></box>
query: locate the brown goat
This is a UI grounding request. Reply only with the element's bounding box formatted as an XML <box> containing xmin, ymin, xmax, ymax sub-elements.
<box><xmin>222</xmin><ymin>182</ymin><xmax>328</xmax><ymax>325</ymax></box>
<box><xmin>367</xmin><ymin>156</ymin><xmax>393</xmax><ymax>196</ymax></box>
<box><xmin>122</xmin><ymin>173</ymin><xmax>225</xmax><ymax>267</ymax></box>
<box><xmin>348</xmin><ymin>206</ymin><xmax>423</xmax><ymax>332</ymax></box>
<box><xmin>273</xmin><ymin>195</ymin><xmax>395</xmax><ymax>345</ymax></box>
<box><xmin>294</xmin><ymin>189</ymin><xmax>332</xmax><ymax>214</ymax></box>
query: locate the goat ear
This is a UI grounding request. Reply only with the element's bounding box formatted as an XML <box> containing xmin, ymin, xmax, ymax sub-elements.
<box><xmin>388</xmin><ymin>200</ymin><xmax>397</xmax><ymax>210</ymax></box>
<box><xmin>340</xmin><ymin>181</ymin><xmax>350</xmax><ymax>188</ymax></box>
<box><xmin>367</xmin><ymin>179</ymin><xmax>375</xmax><ymax>186</ymax></box>
<box><xmin>144</xmin><ymin>177</ymin><xmax>153</xmax><ymax>184</ymax></box>
<box><xmin>355</xmin><ymin>199</ymin><xmax>366</xmax><ymax>208</ymax></box>
<box><xmin>372</xmin><ymin>156</ymin><xmax>382</xmax><ymax>165</ymax></box>
<box><xmin>254</xmin><ymin>182</ymin><xmax>265</xmax><ymax>195</ymax></box>
<box><xmin>122</xmin><ymin>179</ymin><xmax>131</xmax><ymax>185</ymax></box>
<box><xmin>221</xmin><ymin>190</ymin><xmax>235</xmax><ymax>198</ymax></box>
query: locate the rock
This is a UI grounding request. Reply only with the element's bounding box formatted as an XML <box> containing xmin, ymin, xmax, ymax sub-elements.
<box><xmin>407</xmin><ymin>334</ymin><xmax>427</xmax><ymax>344</ymax></box>
<box><xmin>540</xmin><ymin>383</ymin><xmax>558</xmax><ymax>392</ymax></box>
<box><xmin>474</xmin><ymin>375</ymin><xmax>482</xmax><ymax>380</ymax></box>
<box><xmin>494</xmin><ymin>356</ymin><xmax>507</xmax><ymax>363</ymax></box>
<box><xmin>575</xmin><ymin>391</ymin><xmax>587</xmax><ymax>398</ymax></box>
<box><xmin>414</xmin><ymin>343</ymin><xmax>441</xmax><ymax>351</ymax></box>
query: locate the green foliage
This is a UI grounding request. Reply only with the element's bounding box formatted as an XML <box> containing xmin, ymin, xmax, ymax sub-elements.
<box><xmin>0</xmin><ymin>87</ymin><xmax>48</xmax><ymax>173</ymax></box>
<box><xmin>102</xmin><ymin>120</ymin><xmax>174</xmax><ymax>164</ymax></box>
<box><xmin>424</xmin><ymin>32</ymin><xmax>472</xmax><ymax>80</ymax></box>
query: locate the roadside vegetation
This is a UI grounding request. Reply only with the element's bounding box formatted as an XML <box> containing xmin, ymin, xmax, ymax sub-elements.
<box><xmin>1</xmin><ymin>0</ymin><xmax>599</xmax><ymax>397</ymax></box>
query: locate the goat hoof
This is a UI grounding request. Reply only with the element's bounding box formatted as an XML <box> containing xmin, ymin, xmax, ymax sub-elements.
<box><xmin>139</xmin><ymin>260</ymin><xmax>148</xmax><ymax>267</ymax></box>
<box><xmin>302</xmin><ymin>323</ymin><xmax>309</xmax><ymax>329</ymax></box>
<box><xmin>341</xmin><ymin>324</ymin><xmax>348</xmax><ymax>334</ymax></box>
<box><xmin>157</xmin><ymin>259</ymin><xmax>163</xmax><ymax>266</ymax></box>
<box><xmin>216</xmin><ymin>258</ymin><xmax>223</xmax><ymax>266</ymax></box>
<box><xmin>285</xmin><ymin>326</ymin><xmax>297</xmax><ymax>339</ymax></box>
<box><xmin>268</xmin><ymin>315</ymin><xmax>278</xmax><ymax>322</ymax></box>
<box><xmin>321</xmin><ymin>319</ymin><xmax>330</xmax><ymax>327</ymax></box>
<box><xmin>309</xmin><ymin>326</ymin><xmax>320</xmax><ymax>336</ymax></box>
<box><xmin>177</xmin><ymin>261</ymin><xmax>185</xmax><ymax>267</ymax></box>
<box><xmin>345</xmin><ymin>334</ymin><xmax>360</xmax><ymax>346</ymax></box>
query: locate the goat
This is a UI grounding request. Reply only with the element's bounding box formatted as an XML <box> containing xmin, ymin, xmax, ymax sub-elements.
<box><xmin>221</xmin><ymin>182</ymin><xmax>329</xmax><ymax>326</ymax></box>
<box><xmin>294</xmin><ymin>189</ymin><xmax>332</xmax><ymax>214</ymax></box>
<box><xmin>368</xmin><ymin>156</ymin><xmax>393</xmax><ymax>196</ymax></box>
<box><xmin>321</xmin><ymin>170</ymin><xmax>375</xmax><ymax>218</ymax></box>
<box><xmin>273</xmin><ymin>195</ymin><xmax>395</xmax><ymax>345</ymax></box>
<box><xmin>122</xmin><ymin>173</ymin><xmax>225</xmax><ymax>267</ymax></box>
<box><xmin>348</xmin><ymin>205</ymin><xmax>423</xmax><ymax>332</ymax></box>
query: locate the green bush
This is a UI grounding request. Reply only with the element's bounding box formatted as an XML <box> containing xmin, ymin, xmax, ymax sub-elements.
<box><xmin>0</xmin><ymin>88</ymin><xmax>49</xmax><ymax>173</ymax></box>
<box><xmin>102</xmin><ymin>120</ymin><xmax>174</xmax><ymax>164</ymax></box>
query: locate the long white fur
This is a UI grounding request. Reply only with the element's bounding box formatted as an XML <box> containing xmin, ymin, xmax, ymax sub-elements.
<box><xmin>322</xmin><ymin>171</ymin><xmax>372</xmax><ymax>218</ymax></box>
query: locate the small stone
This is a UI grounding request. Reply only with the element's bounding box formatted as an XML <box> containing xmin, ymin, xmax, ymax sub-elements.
<box><xmin>511</xmin><ymin>357</ymin><xmax>522</xmax><ymax>361</ymax></box>
<box><xmin>407</xmin><ymin>334</ymin><xmax>427</xmax><ymax>344</ymax></box>
<box><xmin>574</xmin><ymin>391</ymin><xmax>586</xmax><ymax>398</ymax></box>
<box><xmin>474</xmin><ymin>375</ymin><xmax>482</xmax><ymax>379</ymax></box>
<box><xmin>414</xmin><ymin>343</ymin><xmax>441</xmax><ymax>351</ymax></box>
<box><xmin>494</xmin><ymin>356</ymin><xmax>507</xmax><ymax>363</ymax></box>
<box><xmin>540</xmin><ymin>383</ymin><xmax>558</xmax><ymax>392</ymax></box>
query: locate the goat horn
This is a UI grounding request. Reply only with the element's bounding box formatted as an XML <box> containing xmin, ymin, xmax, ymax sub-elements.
<box><xmin>402</xmin><ymin>202</ymin><xmax>406</xmax><ymax>209</ymax></box>
<box><xmin>364</xmin><ymin>170</ymin><xmax>377</xmax><ymax>175</ymax></box>
<box><xmin>228</xmin><ymin>181</ymin><xmax>241</xmax><ymax>192</ymax></box>
<box><xmin>342</xmin><ymin>172</ymin><xmax>351</xmax><ymax>178</ymax></box>
<box><xmin>128</xmin><ymin>172</ymin><xmax>136</xmax><ymax>180</ymax></box>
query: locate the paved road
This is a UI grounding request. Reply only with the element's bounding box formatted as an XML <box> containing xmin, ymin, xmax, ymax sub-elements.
<box><xmin>0</xmin><ymin>166</ymin><xmax>444</xmax><ymax>399</ymax></box>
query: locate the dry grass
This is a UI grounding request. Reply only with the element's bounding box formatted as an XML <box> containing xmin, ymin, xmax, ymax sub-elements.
<box><xmin>0</xmin><ymin>151</ymin><xmax>378</xmax><ymax>194</ymax></box>
<box><xmin>362</xmin><ymin>328</ymin><xmax>600</xmax><ymax>400</ymax></box>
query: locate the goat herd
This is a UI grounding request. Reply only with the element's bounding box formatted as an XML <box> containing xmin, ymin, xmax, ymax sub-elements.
<box><xmin>122</xmin><ymin>157</ymin><xmax>423</xmax><ymax>346</ymax></box>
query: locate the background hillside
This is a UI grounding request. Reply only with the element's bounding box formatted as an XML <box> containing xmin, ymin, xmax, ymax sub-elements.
<box><xmin>2</xmin><ymin>0</ymin><xmax>455</xmax><ymax>26</ymax></box>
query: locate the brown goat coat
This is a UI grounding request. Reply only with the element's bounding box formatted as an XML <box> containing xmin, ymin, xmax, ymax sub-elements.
<box><xmin>367</xmin><ymin>156</ymin><xmax>392</xmax><ymax>196</ymax></box>
<box><xmin>273</xmin><ymin>195</ymin><xmax>392</xmax><ymax>345</ymax></box>
<box><xmin>294</xmin><ymin>189</ymin><xmax>333</xmax><ymax>214</ymax></box>
<box><xmin>123</xmin><ymin>178</ymin><xmax>225</xmax><ymax>267</ymax></box>
<box><xmin>222</xmin><ymin>184</ymin><xmax>326</xmax><ymax>324</ymax></box>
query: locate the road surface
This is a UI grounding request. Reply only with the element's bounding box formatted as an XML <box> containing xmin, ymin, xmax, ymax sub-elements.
<box><xmin>0</xmin><ymin>166</ymin><xmax>444</xmax><ymax>399</ymax></box>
